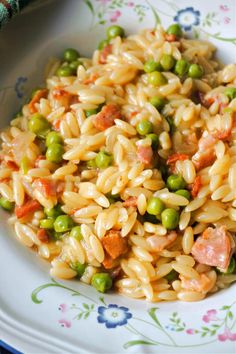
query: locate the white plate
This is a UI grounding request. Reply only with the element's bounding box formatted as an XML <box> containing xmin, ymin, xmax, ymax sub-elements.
<box><xmin>0</xmin><ymin>1</ymin><xmax>236</xmax><ymax>353</ymax></box>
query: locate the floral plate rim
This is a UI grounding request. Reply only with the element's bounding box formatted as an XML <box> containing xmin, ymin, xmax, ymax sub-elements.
<box><xmin>0</xmin><ymin>0</ymin><xmax>236</xmax><ymax>353</ymax></box>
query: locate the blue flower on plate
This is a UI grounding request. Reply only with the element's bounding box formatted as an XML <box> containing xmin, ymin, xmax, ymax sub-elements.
<box><xmin>174</xmin><ymin>7</ymin><xmax>201</xmax><ymax>31</ymax></box>
<box><xmin>14</xmin><ymin>76</ymin><xmax>28</xmax><ymax>99</ymax></box>
<box><xmin>97</xmin><ymin>304</ymin><xmax>132</xmax><ymax>328</ymax></box>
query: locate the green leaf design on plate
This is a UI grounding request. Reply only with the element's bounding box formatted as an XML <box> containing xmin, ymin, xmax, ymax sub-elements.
<box><xmin>123</xmin><ymin>340</ymin><xmax>156</xmax><ymax>349</ymax></box>
<box><xmin>31</xmin><ymin>280</ymin><xmax>61</xmax><ymax>304</ymax></box>
<box><xmin>83</xmin><ymin>0</ymin><xmax>95</xmax><ymax>15</ymax></box>
<box><xmin>84</xmin><ymin>312</ymin><xmax>90</xmax><ymax>319</ymax></box>
<box><xmin>221</xmin><ymin>305</ymin><xmax>230</xmax><ymax>310</ymax></box>
<box><xmin>145</xmin><ymin>0</ymin><xmax>161</xmax><ymax>26</ymax></box>
<box><xmin>148</xmin><ymin>307</ymin><xmax>162</xmax><ymax>328</ymax></box>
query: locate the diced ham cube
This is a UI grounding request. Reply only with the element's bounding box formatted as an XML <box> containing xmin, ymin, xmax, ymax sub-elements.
<box><xmin>37</xmin><ymin>228</ymin><xmax>49</xmax><ymax>243</ymax></box>
<box><xmin>123</xmin><ymin>197</ymin><xmax>137</xmax><ymax>208</ymax></box>
<box><xmin>52</xmin><ymin>87</ymin><xmax>78</xmax><ymax>111</ymax></box>
<box><xmin>101</xmin><ymin>230</ymin><xmax>128</xmax><ymax>260</ymax></box>
<box><xmin>180</xmin><ymin>273</ymin><xmax>215</xmax><ymax>294</ymax></box>
<box><xmin>192</xmin><ymin>134</ymin><xmax>216</xmax><ymax>170</ymax></box>
<box><xmin>166</xmin><ymin>153</ymin><xmax>189</xmax><ymax>165</ymax></box>
<box><xmin>191</xmin><ymin>176</ymin><xmax>202</xmax><ymax>198</ymax></box>
<box><xmin>146</xmin><ymin>231</ymin><xmax>177</xmax><ymax>252</ymax></box>
<box><xmin>28</xmin><ymin>89</ymin><xmax>48</xmax><ymax>114</ymax></box>
<box><xmin>5</xmin><ymin>160</ymin><xmax>19</xmax><ymax>171</ymax></box>
<box><xmin>33</xmin><ymin>178</ymin><xmax>57</xmax><ymax>198</ymax></box>
<box><xmin>93</xmin><ymin>103</ymin><xmax>122</xmax><ymax>131</ymax></box>
<box><xmin>137</xmin><ymin>146</ymin><xmax>153</xmax><ymax>165</ymax></box>
<box><xmin>191</xmin><ymin>226</ymin><xmax>232</xmax><ymax>269</ymax></box>
<box><xmin>102</xmin><ymin>253</ymin><xmax>119</xmax><ymax>269</ymax></box>
<box><xmin>15</xmin><ymin>199</ymin><xmax>41</xmax><ymax>219</ymax></box>
<box><xmin>99</xmin><ymin>44</ymin><xmax>112</xmax><ymax>64</ymax></box>
<box><xmin>84</xmin><ymin>73</ymin><xmax>99</xmax><ymax>84</ymax></box>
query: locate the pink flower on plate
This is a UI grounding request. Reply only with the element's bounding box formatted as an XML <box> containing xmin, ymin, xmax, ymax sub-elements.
<box><xmin>58</xmin><ymin>319</ymin><xmax>71</xmax><ymax>328</ymax></box>
<box><xmin>219</xmin><ymin>5</ymin><xmax>229</xmax><ymax>12</ymax></box>
<box><xmin>110</xmin><ymin>10</ymin><xmax>121</xmax><ymax>23</ymax></box>
<box><xmin>218</xmin><ymin>327</ymin><xmax>236</xmax><ymax>342</ymax></box>
<box><xmin>127</xmin><ymin>1</ymin><xmax>134</xmax><ymax>6</ymax></box>
<box><xmin>223</xmin><ymin>16</ymin><xmax>231</xmax><ymax>24</ymax></box>
<box><xmin>58</xmin><ymin>303</ymin><xmax>67</xmax><ymax>313</ymax></box>
<box><xmin>186</xmin><ymin>329</ymin><xmax>195</xmax><ymax>335</ymax></box>
<box><xmin>202</xmin><ymin>309</ymin><xmax>217</xmax><ymax>323</ymax></box>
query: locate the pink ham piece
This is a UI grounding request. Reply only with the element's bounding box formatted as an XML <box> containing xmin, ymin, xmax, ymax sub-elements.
<box><xmin>12</xmin><ymin>131</ymin><xmax>35</xmax><ymax>165</ymax></box>
<box><xmin>179</xmin><ymin>273</ymin><xmax>214</xmax><ymax>293</ymax></box>
<box><xmin>146</xmin><ymin>231</ymin><xmax>177</xmax><ymax>252</ymax></box>
<box><xmin>93</xmin><ymin>103</ymin><xmax>122</xmax><ymax>131</ymax></box>
<box><xmin>192</xmin><ymin>134</ymin><xmax>216</xmax><ymax>170</ymax></box>
<box><xmin>123</xmin><ymin>197</ymin><xmax>137</xmax><ymax>207</ymax></box>
<box><xmin>191</xmin><ymin>226</ymin><xmax>232</xmax><ymax>269</ymax></box>
<box><xmin>33</xmin><ymin>178</ymin><xmax>58</xmax><ymax>198</ymax></box>
<box><xmin>137</xmin><ymin>146</ymin><xmax>153</xmax><ymax>165</ymax></box>
<box><xmin>99</xmin><ymin>44</ymin><xmax>112</xmax><ymax>64</ymax></box>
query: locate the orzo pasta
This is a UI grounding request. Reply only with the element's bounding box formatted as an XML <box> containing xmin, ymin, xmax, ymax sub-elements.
<box><xmin>1</xmin><ymin>23</ymin><xmax>236</xmax><ymax>302</ymax></box>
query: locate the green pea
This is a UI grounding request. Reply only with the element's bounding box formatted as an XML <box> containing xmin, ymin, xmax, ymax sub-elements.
<box><xmin>71</xmin><ymin>262</ymin><xmax>86</xmax><ymax>278</ymax></box>
<box><xmin>46</xmin><ymin>143</ymin><xmax>64</xmax><ymax>163</ymax></box>
<box><xmin>107</xmin><ymin>25</ymin><xmax>125</xmax><ymax>39</ymax></box>
<box><xmin>40</xmin><ymin>218</ymin><xmax>55</xmax><ymax>229</ymax></box>
<box><xmin>147</xmin><ymin>133</ymin><xmax>159</xmax><ymax>149</ymax></box>
<box><xmin>95</xmin><ymin>151</ymin><xmax>113</xmax><ymax>169</ymax></box>
<box><xmin>91</xmin><ymin>273</ymin><xmax>113</xmax><ymax>293</ymax></box>
<box><xmin>166</xmin><ymin>24</ymin><xmax>182</xmax><ymax>37</ymax></box>
<box><xmin>188</xmin><ymin>64</ymin><xmax>204</xmax><ymax>79</ymax></box>
<box><xmin>136</xmin><ymin>120</ymin><xmax>153</xmax><ymax>135</ymax></box>
<box><xmin>28</xmin><ymin>113</ymin><xmax>51</xmax><ymax>137</ymax></box>
<box><xmin>63</xmin><ymin>48</ymin><xmax>79</xmax><ymax>62</ymax></box>
<box><xmin>54</xmin><ymin>215</ymin><xmax>74</xmax><ymax>233</ymax></box>
<box><xmin>85</xmin><ymin>108</ymin><xmax>98</xmax><ymax>117</ymax></box>
<box><xmin>149</xmin><ymin>96</ymin><xmax>167</xmax><ymax>111</ymax></box>
<box><xmin>70</xmin><ymin>226</ymin><xmax>83</xmax><ymax>240</ymax></box>
<box><xmin>69</xmin><ymin>60</ymin><xmax>80</xmax><ymax>75</ymax></box>
<box><xmin>144</xmin><ymin>60</ymin><xmax>162</xmax><ymax>73</ymax></box>
<box><xmin>148</xmin><ymin>71</ymin><xmax>167</xmax><ymax>86</ymax></box>
<box><xmin>160</xmin><ymin>54</ymin><xmax>176</xmax><ymax>71</ymax></box>
<box><xmin>174</xmin><ymin>59</ymin><xmax>190</xmax><ymax>77</ymax></box>
<box><xmin>165</xmin><ymin>269</ymin><xmax>178</xmax><ymax>281</ymax></box>
<box><xmin>147</xmin><ymin>197</ymin><xmax>165</xmax><ymax>216</ymax></box>
<box><xmin>56</xmin><ymin>66</ymin><xmax>75</xmax><ymax>77</ymax></box>
<box><xmin>167</xmin><ymin>174</ymin><xmax>186</xmax><ymax>191</ymax></box>
<box><xmin>225</xmin><ymin>87</ymin><xmax>236</xmax><ymax>101</ymax></box>
<box><xmin>175</xmin><ymin>189</ymin><xmax>191</xmax><ymax>200</ymax></box>
<box><xmin>20</xmin><ymin>156</ymin><xmax>31</xmax><ymax>174</ymax></box>
<box><xmin>0</xmin><ymin>197</ymin><xmax>14</xmax><ymax>212</ymax></box>
<box><xmin>98</xmin><ymin>39</ymin><xmax>110</xmax><ymax>50</ymax></box>
<box><xmin>46</xmin><ymin>132</ymin><xmax>63</xmax><ymax>147</ymax></box>
<box><xmin>44</xmin><ymin>204</ymin><xmax>63</xmax><ymax>218</ymax></box>
<box><xmin>87</xmin><ymin>159</ymin><xmax>97</xmax><ymax>168</ymax></box>
<box><xmin>161</xmin><ymin>208</ymin><xmax>179</xmax><ymax>230</ymax></box>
